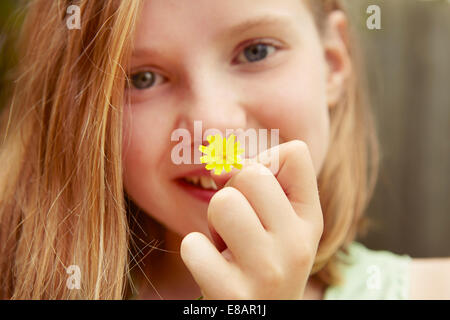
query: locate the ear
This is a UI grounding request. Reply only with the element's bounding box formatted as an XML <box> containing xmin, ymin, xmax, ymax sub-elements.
<box><xmin>322</xmin><ymin>10</ymin><xmax>352</xmax><ymax>109</ymax></box>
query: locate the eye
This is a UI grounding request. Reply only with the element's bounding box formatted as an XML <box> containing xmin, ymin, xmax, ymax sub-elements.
<box><xmin>235</xmin><ymin>41</ymin><xmax>278</xmax><ymax>64</ymax></box>
<box><xmin>129</xmin><ymin>71</ymin><xmax>165</xmax><ymax>90</ymax></box>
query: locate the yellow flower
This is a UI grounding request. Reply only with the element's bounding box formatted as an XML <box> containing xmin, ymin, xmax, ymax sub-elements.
<box><xmin>199</xmin><ymin>134</ymin><xmax>244</xmax><ymax>175</ymax></box>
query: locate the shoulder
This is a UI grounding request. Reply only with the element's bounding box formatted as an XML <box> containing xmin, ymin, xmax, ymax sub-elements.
<box><xmin>409</xmin><ymin>257</ymin><xmax>450</xmax><ymax>299</ymax></box>
<box><xmin>324</xmin><ymin>242</ymin><xmax>412</xmax><ymax>300</ymax></box>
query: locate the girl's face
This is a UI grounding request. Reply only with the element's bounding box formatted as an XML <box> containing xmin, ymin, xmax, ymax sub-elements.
<box><xmin>123</xmin><ymin>0</ymin><xmax>349</xmax><ymax>239</ymax></box>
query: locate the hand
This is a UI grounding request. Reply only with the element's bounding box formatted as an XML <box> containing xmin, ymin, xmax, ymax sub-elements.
<box><xmin>180</xmin><ymin>140</ymin><xmax>324</xmax><ymax>299</ymax></box>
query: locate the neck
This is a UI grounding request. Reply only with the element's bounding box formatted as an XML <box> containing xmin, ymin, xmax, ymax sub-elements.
<box><xmin>135</xmin><ymin>228</ymin><xmax>202</xmax><ymax>300</ymax></box>
<box><xmin>134</xmin><ymin>225</ymin><xmax>325</xmax><ymax>300</ymax></box>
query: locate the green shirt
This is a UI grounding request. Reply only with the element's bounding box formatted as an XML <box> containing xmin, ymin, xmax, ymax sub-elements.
<box><xmin>324</xmin><ymin>241</ymin><xmax>412</xmax><ymax>300</ymax></box>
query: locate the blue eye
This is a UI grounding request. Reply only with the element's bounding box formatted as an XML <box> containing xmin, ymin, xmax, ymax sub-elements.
<box><xmin>130</xmin><ymin>71</ymin><xmax>162</xmax><ymax>90</ymax></box>
<box><xmin>236</xmin><ymin>42</ymin><xmax>277</xmax><ymax>64</ymax></box>
<box><xmin>128</xmin><ymin>42</ymin><xmax>278</xmax><ymax>92</ymax></box>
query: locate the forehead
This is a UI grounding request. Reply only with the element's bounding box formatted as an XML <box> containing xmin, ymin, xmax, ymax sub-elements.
<box><xmin>133</xmin><ymin>0</ymin><xmax>312</xmax><ymax>51</ymax></box>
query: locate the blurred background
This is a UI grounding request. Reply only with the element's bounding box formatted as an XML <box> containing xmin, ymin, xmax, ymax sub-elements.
<box><xmin>343</xmin><ymin>0</ymin><xmax>450</xmax><ymax>258</ymax></box>
<box><xmin>0</xmin><ymin>0</ymin><xmax>449</xmax><ymax>258</ymax></box>
<box><xmin>0</xmin><ymin>0</ymin><xmax>22</xmax><ymax>109</ymax></box>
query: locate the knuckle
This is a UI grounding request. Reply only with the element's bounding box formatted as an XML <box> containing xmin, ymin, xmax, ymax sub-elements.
<box><xmin>180</xmin><ymin>232</ymin><xmax>201</xmax><ymax>254</ymax></box>
<box><xmin>289</xmin><ymin>139</ymin><xmax>309</xmax><ymax>154</ymax></box>
<box><xmin>316</xmin><ymin>216</ymin><xmax>324</xmax><ymax>237</ymax></box>
<box><xmin>287</xmin><ymin>140</ymin><xmax>313</xmax><ymax>163</ymax></box>
<box><xmin>307</xmin><ymin>216</ymin><xmax>324</xmax><ymax>243</ymax></box>
<box><xmin>232</xmin><ymin>165</ymin><xmax>260</xmax><ymax>186</ymax></box>
<box><xmin>226</xmin><ymin>162</ymin><xmax>273</xmax><ymax>192</ymax></box>
<box><xmin>292</xmin><ymin>243</ymin><xmax>315</xmax><ymax>267</ymax></box>
<box><xmin>262</xmin><ymin>264</ymin><xmax>284</xmax><ymax>286</ymax></box>
<box><xmin>207</xmin><ymin>187</ymin><xmax>239</xmax><ymax>220</ymax></box>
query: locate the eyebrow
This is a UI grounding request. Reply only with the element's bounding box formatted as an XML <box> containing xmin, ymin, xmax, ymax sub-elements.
<box><xmin>132</xmin><ymin>15</ymin><xmax>294</xmax><ymax>59</ymax></box>
<box><xmin>220</xmin><ymin>15</ymin><xmax>294</xmax><ymax>39</ymax></box>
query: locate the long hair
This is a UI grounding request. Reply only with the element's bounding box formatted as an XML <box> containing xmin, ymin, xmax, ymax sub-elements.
<box><xmin>0</xmin><ymin>0</ymin><xmax>142</xmax><ymax>299</ymax></box>
<box><xmin>0</xmin><ymin>0</ymin><xmax>379</xmax><ymax>298</ymax></box>
<box><xmin>308</xmin><ymin>0</ymin><xmax>380</xmax><ymax>285</ymax></box>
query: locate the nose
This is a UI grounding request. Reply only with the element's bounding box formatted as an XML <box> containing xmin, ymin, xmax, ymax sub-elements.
<box><xmin>177</xmin><ymin>70</ymin><xmax>248</xmax><ymax>142</ymax></box>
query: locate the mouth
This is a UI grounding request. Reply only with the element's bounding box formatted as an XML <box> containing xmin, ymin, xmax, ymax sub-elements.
<box><xmin>181</xmin><ymin>176</ymin><xmax>219</xmax><ymax>190</ymax></box>
<box><xmin>175</xmin><ymin>171</ymin><xmax>230</xmax><ymax>251</ymax></box>
<box><xmin>176</xmin><ymin>175</ymin><xmax>222</xmax><ymax>203</ymax></box>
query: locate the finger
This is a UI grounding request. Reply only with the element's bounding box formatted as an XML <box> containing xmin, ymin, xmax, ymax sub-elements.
<box><xmin>180</xmin><ymin>232</ymin><xmax>237</xmax><ymax>297</ymax></box>
<box><xmin>249</xmin><ymin>140</ymin><xmax>321</xmax><ymax>224</ymax></box>
<box><xmin>209</xmin><ymin>166</ymin><xmax>240</xmax><ymax>189</ymax></box>
<box><xmin>223</xmin><ymin>162</ymin><xmax>296</xmax><ymax>233</ymax></box>
<box><xmin>207</xmin><ymin>186</ymin><xmax>270</xmax><ymax>271</ymax></box>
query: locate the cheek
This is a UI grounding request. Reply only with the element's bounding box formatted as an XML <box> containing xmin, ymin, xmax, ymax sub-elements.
<box><xmin>122</xmin><ymin>104</ymin><xmax>173</xmax><ymax>191</ymax></box>
<box><xmin>247</xmin><ymin>54</ymin><xmax>330</xmax><ymax>174</ymax></box>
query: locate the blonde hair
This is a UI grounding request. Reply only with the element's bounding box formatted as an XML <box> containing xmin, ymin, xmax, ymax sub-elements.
<box><xmin>0</xmin><ymin>0</ymin><xmax>378</xmax><ymax>299</ymax></box>
<box><xmin>0</xmin><ymin>0</ymin><xmax>143</xmax><ymax>299</ymax></box>
<box><xmin>309</xmin><ymin>0</ymin><xmax>380</xmax><ymax>285</ymax></box>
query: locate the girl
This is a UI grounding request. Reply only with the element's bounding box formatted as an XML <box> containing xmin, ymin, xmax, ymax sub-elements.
<box><xmin>0</xmin><ymin>0</ymin><xmax>449</xmax><ymax>300</ymax></box>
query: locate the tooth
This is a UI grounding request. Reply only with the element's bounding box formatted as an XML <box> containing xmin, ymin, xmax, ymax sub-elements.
<box><xmin>185</xmin><ymin>176</ymin><xmax>218</xmax><ymax>189</ymax></box>
<box><xmin>200</xmin><ymin>176</ymin><xmax>212</xmax><ymax>189</ymax></box>
<box><xmin>184</xmin><ymin>176</ymin><xmax>199</xmax><ymax>185</ymax></box>
<box><xmin>210</xmin><ymin>179</ymin><xmax>218</xmax><ymax>190</ymax></box>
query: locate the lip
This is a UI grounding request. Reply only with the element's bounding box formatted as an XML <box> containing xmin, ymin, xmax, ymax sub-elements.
<box><xmin>179</xmin><ymin>167</ymin><xmax>212</xmax><ymax>177</ymax></box>
<box><xmin>175</xmin><ymin>167</ymin><xmax>233</xmax><ymax>203</ymax></box>
<box><xmin>176</xmin><ymin>178</ymin><xmax>218</xmax><ymax>203</ymax></box>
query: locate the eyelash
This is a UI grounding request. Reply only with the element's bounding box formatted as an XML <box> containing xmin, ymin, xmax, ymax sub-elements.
<box><xmin>233</xmin><ymin>39</ymin><xmax>279</xmax><ymax>65</ymax></box>
<box><xmin>128</xmin><ymin>40</ymin><xmax>280</xmax><ymax>91</ymax></box>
